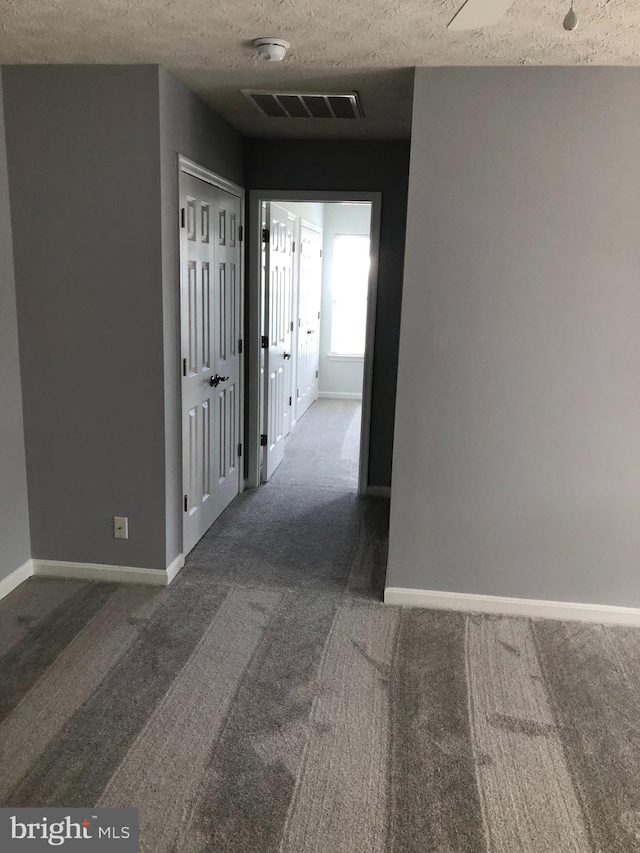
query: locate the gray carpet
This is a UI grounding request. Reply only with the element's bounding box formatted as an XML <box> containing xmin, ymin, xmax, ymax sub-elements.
<box><xmin>2</xmin><ymin>399</ymin><xmax>640</xmax><ymax>851</ymax></box>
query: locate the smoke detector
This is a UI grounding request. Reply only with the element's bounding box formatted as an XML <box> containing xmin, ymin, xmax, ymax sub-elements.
<box><xmin>253</xmin><ymin>38</ymin><xmax>290</xmax><ymax>62</ymax></box>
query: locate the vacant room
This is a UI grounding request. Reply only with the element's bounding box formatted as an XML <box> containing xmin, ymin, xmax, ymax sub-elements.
<box><xmin>2</xmin><ymin>2</ymin><xmax>640</xmax><ymax>851</ymax></box>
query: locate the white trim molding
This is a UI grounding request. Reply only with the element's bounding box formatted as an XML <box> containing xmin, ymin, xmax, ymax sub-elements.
<box><xmin>166</xmin><ymin>553</ymin><xmax>186</xmax><ymax>584</ymax></box>
<box><xmin>0</xmin><ymin>556</ymin><xmax>186</xmax><ymax>601</ymax></box>
<box><xmin>383</xmin><ymin>586</ymin><xmax>640</xmax><ymax>626</ymax></box>
<box><xmin>318</xmin><ymin>391</ymin><xmax>363</xmax><ymax>401</ymax></box>
<box><xmin>178</xmin><ymin>156</ymin><xmax>244</xmax><ymax>199</ymax></box>
<box><xmin>32</xmin><ymin>557</ymin><xmax>185</xmax><ymax>587</ymax></box>
<box><xmin>327</xmin><ymin>353</ymin><xmax>365</xmax><ymax>362</ymax></box>
<box><xmin>366</xmin><ymin>486</ymin><xmax>391</xmax><ymax>498</ymax></box>
<box><xmin>0</xmin><ymin>559</ymin><xmax>34</xmax><ymax>602</ymax></box>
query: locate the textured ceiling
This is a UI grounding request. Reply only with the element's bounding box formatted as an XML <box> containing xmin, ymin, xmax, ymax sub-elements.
<box><xmin>1</xmin><ymin>0</ymin><xmax>639</xmax><ymax>139</ymax></box>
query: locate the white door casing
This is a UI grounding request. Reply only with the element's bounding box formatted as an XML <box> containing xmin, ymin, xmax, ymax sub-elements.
<box><xmin>180</xmin><ymin>169</ymin><xmax>243</xmax><ymax>556</ymax></box>
<box><xmin>258</xmin><ymin>202</ymin><xmax>267</xmax><ymax>478</ymax></box>
<box><xmin>296</xmin><ymin>221</ymin><xmax>323</xmax><ymax>422</ymax></box>
<box><xmin>263</xmin><ymin>203</ymin><xmax>295</xmax><ymax>481</ymax></box>
<box><xmin>247</xmin><ymin>191</ymin><xmax>382</xmax><ymax>497</ymax></box>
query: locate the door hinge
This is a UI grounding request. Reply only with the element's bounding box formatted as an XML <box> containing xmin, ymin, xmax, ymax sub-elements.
<box><xmin>262</xmin><ymin>228</ymin><xmax>270</xmax><ymax>244</ymax></box>
<box><xmin>237</xmin><ymin>443</ymin><xmax>242</xmax><ymax>458</ymax></box>
<box><xmin>317</xmin><ymin>311</ymin><xmax>321</xmax><ymax>319</ymax></box>
<box><xmin>289</xmin><ymin>396</ymin><xmax>292</xmax><ymax>406</ymax></box>
<box><xmin>315</xmin><ymin>370</ymin><xmax>319</xmax><ymax>378</ymax></box>
<box><xmin>181</xmin><ymin>208</ymin><xmax>186</xmax><ymax>228</ymax></box>
<box><xmin>292</xmin><ymin>241</ymin><xmax>296</xmax><ymax>253</ymax></box>
<box><xmin>261</xmin><ymin>335</ymin><xmax>269</xmax><ymax>349</ymax></box>
<box><xmin>260</xmin><ymin>434</ymin><xmax>268</xmax><ymax>447</ymax></box>
<box><xmin>184</xmin><ymin>494</ymin><xmax>188</xmax><ymax>512</ymax></box>
<box><xmin>182</xmin><ymin>357</ymin><xmax>187</xmax><ymax>377</ymax></box>
<box><xmin>296</xmin><ymin>388</ymin><xmax>299</xmax><ymax>398</ymax></box>
<box><xmin>290</xmin><ymin>320</ymin><xmax>294</xmax><ymax>332</ymax></box>
<box><xmin>319</xmin><ymin>249</ymin><xmax>323</xmax><ymax>258</ymax></box>
<box><xmin>239</xmin><ymin>225</ymin><xmax>244</xmax><ymax>242</ymax></box>
<box><xmin>238</xmin><ymin>339</ymin><xmax>243</xmax><ymax>354</ymax></box>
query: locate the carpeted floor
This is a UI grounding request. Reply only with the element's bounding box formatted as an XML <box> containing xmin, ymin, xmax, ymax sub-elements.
<box><xmin>2</xmin><ymin>399</ymin><xmax>640</xmax><ymax>852</ymax></box>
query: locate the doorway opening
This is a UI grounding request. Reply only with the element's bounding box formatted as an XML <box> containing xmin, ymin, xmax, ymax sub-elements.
<box><xmin>247</xmin><ymin>192</ymin><xmax>381</xmax><ymax>494</ymax></box>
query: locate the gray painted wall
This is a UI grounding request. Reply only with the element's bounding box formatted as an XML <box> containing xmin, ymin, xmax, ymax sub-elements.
<box><xmin>388</xmin><ymin>67</ymin><xmax>640</xmax><ymax>607</ymax></box>
<box><xmin>158</xmin><ymin>67</ymin><xmax>244</xmax><ymax>565</ymax></box>
<box><xmin>319</xmin><ymin>203</ymin><xmax>371</xmax><ymax>397</ymax></box>
<box><xmin>245</xmin><ymin>140</ymin><xmax>410</xmax><ymax>489</ymax></box>
<box><xmin>0</xmin><ymin>69</ymin><xmax>30</xmax><ymax>581</ymax></box>
<box><xmin>2</xmin><ymin>64</ymin><xmax>245</xmax><ymax>572</ymax></box>
<box><xmin>3</xmin><ymin>65</ymin><xmax>167</xmax><ymax>569</ymax></box>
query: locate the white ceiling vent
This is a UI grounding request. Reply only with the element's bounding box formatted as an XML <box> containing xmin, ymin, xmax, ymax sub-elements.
<box><xmin>242</xmin><ymin>91</ymin><xmax>364</xmax><ymax>120</ymax></box>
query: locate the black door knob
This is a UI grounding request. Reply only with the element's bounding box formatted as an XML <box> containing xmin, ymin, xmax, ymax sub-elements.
<box><xmin>210</xmin><ymin>373</ymin><xmax>229</xmax><ymax>387</ymax></box>
<box><xmin>283</xmin><ymin>352</ymin><xmax>291</xmax><ymax>360</ymax></box>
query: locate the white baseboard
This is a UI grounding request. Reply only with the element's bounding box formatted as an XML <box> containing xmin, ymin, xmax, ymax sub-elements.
<box><xmin>166</xmin><ymin>553</ymin><xmax>186</xmax><ymax>584</ymax></box>
<box><xmin>32</xmin><ymin>557</ymin><xmax>184</xmax><ymax>587</ymax></box>
<box><xmin>366</xmin><ymin>486</ymin><xmax>391</xmax><ymax>498</ymax></box>
<box><xmin>318</xmin><ymin>392</ymin><xmax>362</xmax><ymax>401</ymax></box>
<box><xmin>383</xmin><ymin>586</ymin><xmax>640</xmax><ymax>626</ymax></box>
<box><xmin>0</xmin><ymin>559</ymin><xmax>34</xmax><ymax>601</ymax></box>
<box><xmin>0</xmin><ymin>555</ymin><xmax>185</xmax><ymax>601</ymax></box>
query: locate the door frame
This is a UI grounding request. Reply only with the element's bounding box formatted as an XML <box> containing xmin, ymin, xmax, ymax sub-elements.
<box><xmin>178</xmin><ymin>155</ymin><xmax>246</xmax><ymax>552</ymax></box>
<box><xmin>246</xmin><ymin>190</ymin><xmax>382</xmax><ymax>495</ymax></box>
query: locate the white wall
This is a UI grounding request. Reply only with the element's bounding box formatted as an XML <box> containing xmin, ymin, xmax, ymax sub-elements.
<box><xmin>388</xmin><ymin>68</ymin><xmax>640</xmax><ymax>608</ymax></box>
<box><xmin>284</xmin><ymin>202</ymin><xmax>324</xmax><ymax>229</ymax></box>
<box><xmin>319</xmin><ymin>203</ymin><xmax>371</xmax><ymax>398</ymax></box>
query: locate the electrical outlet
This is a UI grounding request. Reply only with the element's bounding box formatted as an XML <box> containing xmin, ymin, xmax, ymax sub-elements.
<box><xmin>113</xmin><ymin>516</ymin><xmax>129</xmax><ymax>539</ymax></box>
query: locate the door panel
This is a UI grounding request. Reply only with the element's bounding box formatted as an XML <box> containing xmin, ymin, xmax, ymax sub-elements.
<box><xmin>211</xmin><ymin>188</ymin><xmax>242</xmax><ymax>518</ymax></box>
<box><xmin>263</xmin><ymin>203</ymin><xmax>294</xmax><ymax>481</ymax></box>
<box><xmin>181</xmin><ymin>173</ymin><xmax>242</xmax><ymax>556</ymax></box>
<box><xmin>296</xmin><ymin>223</ymin><xmax>323</xmax><ymax>422</ymax></box>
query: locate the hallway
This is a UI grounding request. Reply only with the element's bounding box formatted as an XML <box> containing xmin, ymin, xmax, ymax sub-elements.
<box><xmin>2</xmin><ymin>400</ymin><xmax>640</xmax><ymax>851</ymax></box>
<box><xmin>270</xmin><ymin>398</ymin><xmax>362</xmax><ymax>491</ymax></box>
<box><xmin>183</xmin><ymin>398</ymin><xmax>385</xmax><ymax>593</ymax></box>
<box><xmin>0</xmin><ymin>398</ymin><xmax>392</xmax><ymax>851</ymax></box>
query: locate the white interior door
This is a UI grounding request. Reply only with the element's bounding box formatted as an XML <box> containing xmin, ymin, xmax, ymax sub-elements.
<box><xmin>296</xmin><ymin>221</ymin><xmax>323</xmax><ymax>421</ymax></box>
<box><xmin>181</xmin><ymin>172</ymin><xmax>243</xmax><ymax>555</ymax></box>
<box><xmin>263</xmin><ymin>203</ymin><xmax>294</xmax><ymax>481</ymax></box>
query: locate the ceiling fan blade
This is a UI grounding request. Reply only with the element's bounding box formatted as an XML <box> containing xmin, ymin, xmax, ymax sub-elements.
<box><xmin>448</xmin><ymin>0</ymin><xmax>515</xmax><ymax>30</ymax></box>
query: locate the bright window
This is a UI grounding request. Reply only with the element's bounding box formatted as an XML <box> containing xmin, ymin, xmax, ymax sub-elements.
<box><xmin>330</xmin><ymin>235</ymin><xmax>370</xmax><ymax>356</ymax></box>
